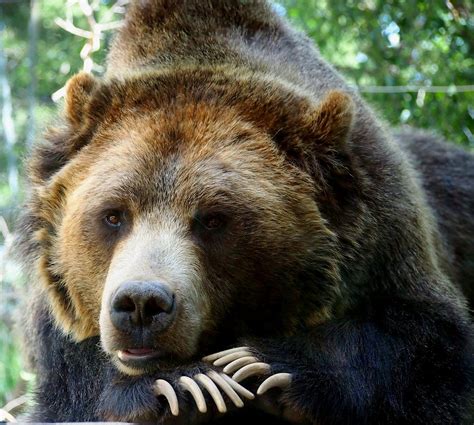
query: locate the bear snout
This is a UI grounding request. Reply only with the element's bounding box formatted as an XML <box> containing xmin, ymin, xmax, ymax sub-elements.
<box><xmin>109</xmin><ymin>280</ymin><xmax>176</xmax><ymax>334</ymax></box>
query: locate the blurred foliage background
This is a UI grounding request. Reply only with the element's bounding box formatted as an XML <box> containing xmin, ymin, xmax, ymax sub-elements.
<box><xmin>0</xmin><ymin>0</ymin><xmax>473</xmax><ymax>418</ymax></box>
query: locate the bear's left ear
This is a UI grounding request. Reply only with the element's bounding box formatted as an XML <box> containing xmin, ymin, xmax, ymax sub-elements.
<box><xmin>307</xmin><ymin>90</ymin><xmax>354</xmax><ymax>150</ymax></box>
<box><xmin>64</xmin><ymin>72</ymin><xmax>99</xmax><ymax>128</ymax></box>
<box><xmin>274</xmin><ymin>90</ymin><xmax>354</xmax><ymax>161</ymax></box>
<box><xmin>276</xmin><ymin>90</ymin><xmax>356</xmax><ymax>184</ymax></box>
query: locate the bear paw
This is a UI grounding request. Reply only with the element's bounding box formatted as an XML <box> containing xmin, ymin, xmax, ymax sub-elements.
<box><xmin>154</xmin><ymin>369</ymin><xmax>254</xmax><ymax>417</ymax></box>
<box><xmin>202</xmin><ymin>346</ymin><xmax>292</xmax><ymax>395</ymax></box>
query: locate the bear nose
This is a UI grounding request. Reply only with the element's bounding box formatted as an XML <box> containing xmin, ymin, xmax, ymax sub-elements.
<box><xmin>110</xmin><ymin>281</ymin><xmax>176</xmax><ymax>332</ymax></box>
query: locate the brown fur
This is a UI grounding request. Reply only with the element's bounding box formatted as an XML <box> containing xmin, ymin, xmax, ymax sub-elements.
<box><xmin>16</xmin><ymin>1</ymin><xmax>473</xmax><ymax>423</ymax></box>
<box><xmin>24</xmin><ymin>66</ymin><xmax>356</xmax><ymax>344</ymax></box>
<box><xmin>19</xmin><ymin>0</ymin><xmax>467</xmax><ymax>365</ymax></box>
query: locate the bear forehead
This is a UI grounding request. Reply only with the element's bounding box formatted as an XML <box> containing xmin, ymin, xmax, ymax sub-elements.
<box><xmin>66</xmin><ymin>104</ymin><xmax>289</xmax><ymax>211</ymax></box>
<box><xmin>92</xmin><ymin>100</ymin><xmax>278</xmax><ymax>164</ymax></box>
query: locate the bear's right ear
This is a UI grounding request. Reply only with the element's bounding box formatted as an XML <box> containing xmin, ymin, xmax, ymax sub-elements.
<box><xmin>64</xmin><ymin>72</ymin><xmax>98</xmax><ymax>128</ymax></box>
<box><xmin>28</xmin><ymin>73</ymin><xmax>102</xmax><ymax>183</ymax></box>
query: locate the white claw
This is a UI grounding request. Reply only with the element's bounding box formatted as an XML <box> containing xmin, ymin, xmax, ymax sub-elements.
<box><xmin>232</xmin><ymin>362</ymin><xmax>271</xmax><ymax>383</ymax></box>
<box><xmin>213</xmin><ymin>350</ymin><xmax>252</xmax><ymax>366</ymax></box>
<box><xmin>207</xmin><ymin>370</ymin><xmax>244</xmax><ymax>408</ymax></box>
<box><xmin>154</xmin><ymin>379</ymin><xmax>179</xmax><ymax>416</ymax></box>
<box><xmin>195</xmin><ymin>373</ymin><xmax>227</xmax><ymax>414</ymax></box>
<box><xmin>202</xmin><ymin>347</ymin><xmax>249</xmax><ymax>362</ymax></box>
<box><xmin>257</xmin><ymin>373</ymin><xmax>292</xmax><ymax>395</ymax></box>
<box><xmin>219</xmin><ymin>373</ymin><xmax>255</xmax><ymax>400</ymax></box>
<box><xmin>179</xmin><ymin>376</ymin><xmax>207</xmax><ymax>413</ymax></box>
<box><xmin>223</xmin><ymin>356</ymin><xmax>259</xmax><ymax>374</ymax></box>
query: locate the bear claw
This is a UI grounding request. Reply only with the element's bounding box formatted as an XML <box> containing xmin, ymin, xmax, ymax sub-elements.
<box><xmin>154</xmin><ymin>371</ymin><xmax>253</xmax><ymax>417</ymax></box>
<box><xmin>202</xmin><ymin>346</ymin><xmax>250</xmax><ymax>362</ymax></box>
<box><xmin>203</xmin><ymin>348</ymin><xmax>293</xmax><ymax>399</ymax></box>
<box><xmin>154</xmin><ymin>379</ymin><xmax>180</xmax><ymax>416</ymax></box>
<box><xmin>195</xmin><ymin>373</ymin><xmax>227</xmax><ymax>413</ymax></box>
<box><xmin>179</xmin><ymin>376</ymin><xmax>207</xmax><ymax>413</ymax></box>
<box><xmin>203</xmin><ymin>348</ymin><xmax>273</xmax><ymax>382</ymax></box>
<box><xmin>213</xmin><ymin>350</ymin><xmax>253</xmax><ymax>366</ymax></box>
<box><xmin>202</xmin><ymin>347</ymin><xmax>271</xmax><ymax>382</ymax></box>
<box><xmin>232</xmin><ymin>362</ymin><xmax>272</xmax><ymax>382</ymax></box>
<box><xmin>257</xmin><ymin>373</ymin><xmax>292</xmax><ymax>395</ymax></box>
<box><xmin>206</xmin><ymin>370</ymin><xmax>245</xmax><ymax>408</ymax></box>
<box><xmin>218</xmin><ymin>372</ymin><xmax>255</xmax><ymax>400</ymax></box>
<box><xmin>223</xmin><ymin>356</ymin><xmax>259</xmax><ymax>374</ymax></box>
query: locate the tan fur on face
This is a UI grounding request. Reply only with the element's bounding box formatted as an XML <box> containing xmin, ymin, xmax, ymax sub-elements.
<box><xmin>100</xmin><ymin>216</ymin><xmax>210</xmax><ymax>368</ymax></box>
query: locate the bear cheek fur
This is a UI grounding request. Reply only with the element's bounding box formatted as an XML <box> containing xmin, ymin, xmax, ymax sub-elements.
<box><xmin>51</xmin><ymin>187</ymin><xmax>113</xmax><ymax>340</ymax></box>
<box><xmin>194</xmin><ymin>171</ymin><xmax>339</xmax><ymax>338</ymax></box>
<box><xmin>26</xmin><ymin>158</ymin><xmax>105</xmax><ymax>341</ymax></box>
<box><xmin>39</xmin><ymin>156</ymin><xmax>125</xmax><ymax>341</ymax></box>
<box><xmin>22</xmin><ymin>73</ymin><xmax>107</xmax><ymax>340</ymax></box>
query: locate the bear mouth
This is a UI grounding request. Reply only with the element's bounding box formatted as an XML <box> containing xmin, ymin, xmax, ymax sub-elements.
<box><xmin>117</xmin><ymin>348</ymin><xmax>163</xmax><ymax>368</ymax></box>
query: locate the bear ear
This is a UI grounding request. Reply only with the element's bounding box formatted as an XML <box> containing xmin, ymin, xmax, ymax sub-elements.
<box><xmin>274</xmin><ymin>89</ymin><xmax>354</xmax><ymax>163</ymax></box>
<box><xmin>277</xmin><ymin>90</ymin><xmax>358</xmax><ymax>201</ymax></box>
<box><xmin>273</xmin><ymin>90</ymin><xmax>355</xmax><ymax>182</ymax></box>
<box><xmin>28</xmin><ymin>73</ymin><xmax>102</xmax><ymax>183</ymax></box>
<box><xmin>307</xmin><ymin>90</ymin><xmax>354</xmax><ymax>150</ymax></box>
<box><xmin>64</xmin><ymin>72</ymin><xmax>98</xmax><ymax>127</ymax></box>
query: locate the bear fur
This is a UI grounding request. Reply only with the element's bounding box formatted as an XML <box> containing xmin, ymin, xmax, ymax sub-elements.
<box><xmin>16</xmin><ymin>0</ymin><xmax>474</xmax><ymax>423</ymax></box>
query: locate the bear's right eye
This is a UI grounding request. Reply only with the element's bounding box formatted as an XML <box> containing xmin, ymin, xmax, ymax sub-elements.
<box><xmin>104</xmin><ymin>210</ymin><xmax>123</xmax><ymax>228</ymax></box>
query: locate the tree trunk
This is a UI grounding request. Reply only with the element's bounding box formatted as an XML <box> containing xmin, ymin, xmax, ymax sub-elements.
<box><xmin>27</xmin><ymin>0</ymin><xmax>39</xmax><ymax>148</ymax></box>
<box><xmin>0</xmin><ymin>26</ymin><xmax>19</xmax><ymax>201</ymax></box>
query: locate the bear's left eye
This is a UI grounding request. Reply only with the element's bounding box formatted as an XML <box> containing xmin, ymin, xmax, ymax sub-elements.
<box><xmin>204</xmin><ymin>214</ymin><xmax>223</xmax><ymax>230</ymax></box>
<box><xmin>194</xmin><ymin>212</ymin><xmax>228</xmax><ymax>232</ymax></box>
<box><xmin>104</xmin><ymin>210</ymin><xmax>123</xmax><ymax>228</ymax></box>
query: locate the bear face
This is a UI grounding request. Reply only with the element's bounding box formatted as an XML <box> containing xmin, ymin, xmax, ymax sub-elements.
<box><xmin>25</xmin><ymin>69</ymin><xmax>354</xmax><ymax>376</ymax></box>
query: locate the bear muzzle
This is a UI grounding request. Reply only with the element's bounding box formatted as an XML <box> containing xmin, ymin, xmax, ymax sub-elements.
<box><xmin>107</xmin><ymin>280</ymin><xmax>177</xmax><ymax>368</ymax></box>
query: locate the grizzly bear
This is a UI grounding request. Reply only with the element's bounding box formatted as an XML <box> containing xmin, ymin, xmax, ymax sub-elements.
<box><xmin>16</xmin><ymin>0</ymin><xmax>474</xmax><ymax>424</ymax></box>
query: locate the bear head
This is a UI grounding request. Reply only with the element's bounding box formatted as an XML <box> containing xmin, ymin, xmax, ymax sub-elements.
<box><xmin>19</xmin><ymin>68</ymin><xmax>356</xmax><ymax>375</ymax></box>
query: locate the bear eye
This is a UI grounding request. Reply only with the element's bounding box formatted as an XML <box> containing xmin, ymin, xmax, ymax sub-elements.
<box><xmin>202</xmin><ymin>214</ymin><xmax>225</xmax><ymax>230</ymax></box>
<box><xmin>194</xmin><ymin>212</ymin><xmax>228</xmax><ymax>233</ymax></box>
<box><xmin>104</xmin><ymin>210</ymin><xmax>123</xmax><ymax>228</ymax></box>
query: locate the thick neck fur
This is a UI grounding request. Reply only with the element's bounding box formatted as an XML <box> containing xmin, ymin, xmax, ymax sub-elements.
<box><xmin>106</xmin><ymin>0</ymin><xmax>347</xmax><ymax>96</ymax></box>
